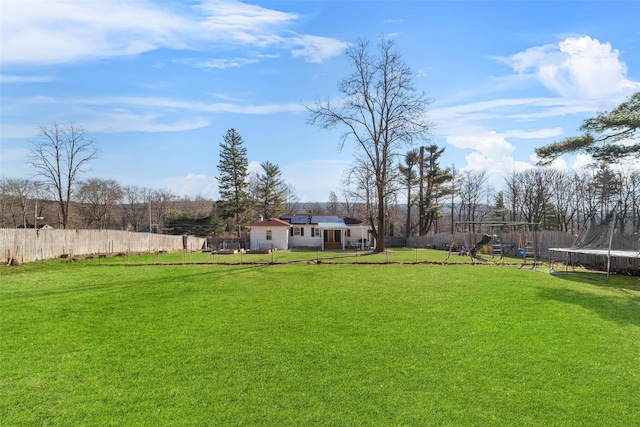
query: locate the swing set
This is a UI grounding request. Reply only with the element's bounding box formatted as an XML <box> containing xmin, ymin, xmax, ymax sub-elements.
<box><xmin>445</xmin><ymin>221</ymin><xmax>539</xmax><ymax>267</ymax></box>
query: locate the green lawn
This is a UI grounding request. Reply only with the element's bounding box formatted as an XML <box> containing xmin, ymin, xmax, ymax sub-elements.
<box><xmin>79</xmin><ymin>247</ymin><xmax>533</xmax><ymax>266</ymax></box>
<box><xmin>1</xmin><ymin>257</ymin><xmax>639</xmax><ymax>425</ymax></box>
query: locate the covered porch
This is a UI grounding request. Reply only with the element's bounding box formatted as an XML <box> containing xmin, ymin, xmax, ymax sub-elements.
<box><xmin>318</xmin><ymin>222</ymin><xmax>348</xmax><ymax>250</ymax></box>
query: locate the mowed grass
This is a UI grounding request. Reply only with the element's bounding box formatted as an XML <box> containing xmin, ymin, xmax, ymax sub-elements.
<box><xmin>1</xmin><ymin>258</ymin><xmax>639</xmax><ymax>425</ymax></box>
<box><xmin>82</xmin><ymin>247</ymin><xmax>532</xmax><ymax>266</ymax></box>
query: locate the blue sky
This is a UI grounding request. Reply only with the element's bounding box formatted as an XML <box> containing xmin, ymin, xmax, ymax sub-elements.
<box><xmin>1</xmin><ymin>0</ymin><xmax>639</xmax><ymax>202</ymax></box>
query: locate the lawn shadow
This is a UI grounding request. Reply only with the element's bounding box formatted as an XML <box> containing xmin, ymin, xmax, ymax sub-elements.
<box><xmin>538</xmin><ymin>285</ymin><xmax>640</xmax><ymax>327</ymax></box>
<box><xmin>548</xmin><ymin>270</ymin><xmax>640</xmax><ymax>292</ymax></box>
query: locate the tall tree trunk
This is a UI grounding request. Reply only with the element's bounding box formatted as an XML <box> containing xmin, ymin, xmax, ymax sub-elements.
<box><xmin>376</xmin><ymin>189</ymin><xmax>385</xmax><ymax>252</ymax></box>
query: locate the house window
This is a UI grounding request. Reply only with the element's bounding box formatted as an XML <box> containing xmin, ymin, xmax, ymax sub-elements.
<box><xmin>266</xmin><ymin>230</ymin><xmax>272</xmax><ymax>240</ymax></box>
<box><xmin>293</xmin><ymin>227</ymin><xmax>301</xmax><ymax>236</ymax></box>
<box><xmin>346</xmin><ymin>229</ymin><xmax>351</xmax><ymax>237</ymax></box>
<box><xmin>312</xmin><ymin>227</ymin><xmax>319</xmax><ymax>237</ymax></box>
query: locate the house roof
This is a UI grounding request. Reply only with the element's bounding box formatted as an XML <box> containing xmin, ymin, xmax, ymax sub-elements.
<box><xmin>278</xmin><ymin>215</ymin><xmax>366</xmax><ymax>227</ymax></box>
<box><xmin>250</xmin><ymin>218</ymin><xmax>291</xmax><ymax>227</ymax></box>
<box><xmin>312</xmin><ymin>215</ymin><xmax>342</xmax><ymax>223</ymax></box>
<box><xmin>284</xmin><ymin>215</ymin><xmax>310</xmax><ymax>224</ymax></box>
<box><xmin>343</xmin><ymin>217</ymin><xmax>363</xmax><ymax>225</ymax></box>
<box><xmin>318</xmin><ymin>222</ymin><xmax>348</xmax><ymax>229</ymax></box>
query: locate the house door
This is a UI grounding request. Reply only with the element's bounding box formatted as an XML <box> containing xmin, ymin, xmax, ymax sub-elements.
<box><xmin>323</xmin><ymin>229</ymin><xmax>342</xmax><ymax>249</ymax></box>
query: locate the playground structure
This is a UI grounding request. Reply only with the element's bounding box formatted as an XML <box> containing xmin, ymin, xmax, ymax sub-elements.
<box><xmin>445</xmin><ymin>221</ymin><xmax>539</xmax><ymax>267</ymax></box>
<box><xmin>549</xmin><ymin>200</ymin><xmax>640</xmax><ymax>281</ymax></box>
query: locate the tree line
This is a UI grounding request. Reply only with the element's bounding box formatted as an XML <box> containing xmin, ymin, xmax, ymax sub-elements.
<box><xmin>2</xmin><ymin>37</ymin><xmax>638</xmax><ymax>248</ymax></box>
<box><xmin>3</xmin><ymin>124</ymin><xmax>640</xmax><ymax>239</ymax></box>
<box><xmin>0</xmin><ymin>124</ymin><xmax>298</xmax><ymax>235</ymax></box>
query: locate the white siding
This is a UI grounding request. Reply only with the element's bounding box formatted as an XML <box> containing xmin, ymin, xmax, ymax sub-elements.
<box><xmin>345</xmin><ymin>225</ymin><xmax>371</xmax><ymax>248</ymax></box>
<box><xmin>250</xmin><ymin>226</ymin><xmax>289</xmax><ymax>250</ymax></box>
<box><xmin>288</xmin><ymin>226</ymin><xmax>322</xmax><ymax>248</ymax></box>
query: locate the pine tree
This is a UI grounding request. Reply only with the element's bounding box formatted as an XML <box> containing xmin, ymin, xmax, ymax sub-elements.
<box><xmin>253</xmin><ymin>161</ymin><xmax>286</xmax><ymax>219</ymax></box>
<box><xmin>418</xmin><ymin>144</ymin><xmax>453</xmax><ymax>235</ymax></box>
<box><xmin>327</xmin><ymin>191</ymin><xmax>339</xmax><ymax>215</ymax></box>
<box><xmin>399</xmin><ymin>149</ymin><xmax>420</xmax><ymax>238</ymax></box>
<box><xmin>536</xmin><ymin>91</ymin><xmax>640</xmax><ymax>165</ymax></box>
<box><xmin>217</xmin><ymin>129</ymin><xmax>251</xmax><ymax>236</ymax></box>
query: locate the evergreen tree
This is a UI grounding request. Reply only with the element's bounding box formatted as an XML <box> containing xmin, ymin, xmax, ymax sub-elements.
<box><xmin>399</xmin><ymin>149</ymin><xmax>420</xmax><ymax>238</ymax></box>
<box><xmin>253</xmin><ymin>161</ymin><xmax>286</xmax><ymax>219</ymax></box>
<box><xmin>217</xmin><ymin>128</ymin><xmax>251</xmax><ymax>236</ymax></box>
<box><xmin>418</xmin><ymin>144</ymin><xmax>453</xmax><ymax>235</ymax></box>
<box><xmin>327</xmin><ymin>191</ymin><xmax>339</xmax><ymax>215</ymax></box>
<box><xmin>536</xmin><ymin>91</ymin><xmax>640</xmax><ymax>165</ymax></box>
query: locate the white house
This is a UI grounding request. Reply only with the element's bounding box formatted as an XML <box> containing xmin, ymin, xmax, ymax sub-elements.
<box><xmin>279</xmin><ymin>215</ymin><xmax>372</xmax><ymax>250</ymax></box>
<box><xmin>249</xmin><ymin>215</ymin><xmax>373</xmax><ymax>251</ymax></box>
<box><xmin>248</xmin><ymin>217</ymin><xmax>291</xmax><ymax>250</ymax></box>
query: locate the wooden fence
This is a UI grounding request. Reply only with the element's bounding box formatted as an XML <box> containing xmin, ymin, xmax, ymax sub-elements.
<box><xmin>3</xmin><ymin>228</ymin><xmax>637</xmax><ymax>271</ymax></box>
<box><xmin>1</xmin><ymin>229</ymin><xmax>206</xmax><ymax>264</ymax></box>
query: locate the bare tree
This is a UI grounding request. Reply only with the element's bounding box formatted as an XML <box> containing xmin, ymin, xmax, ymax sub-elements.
<box><xmin>308</xmin><ymin>37</ymin><xmax>433</xmax><ymax>252</ymax></box>
<box><xmin>548</xmin><ymin>170</ymin><xmax>576</xmax><ymax>232</ymax></box>
<box><xmin>0</xmin><ymin>178</ymin><xmax>44</xmax><ymax>227</ymax></box>
<box><xmin>283</xmin><ymin>184</ymin><xmax>299</xmax><ymax>214</ymax></box>
<box><xmin>503</xmin><ymin>170</ymin><xmax>523</xmax><ymax>222</ymax></box>
<box><xmin>456</xmin><ymin>170</ymin><xmax>490</xmax><ymax>230</ymax></box>
<box><xmin>28</xmin><ymin>123</ymin><xmax>99</xmax><ymax>228</ymax></box>
<box><xmin>574</xmin><ymin>170</ymin><xmax>600</xmax><ymax>229</ymax></box>
<box><xmin>120</xmin><ymin>185</ymin><xmax>152</xmax><ymax>231</ymax></box>
<box><xmin>620</xmin><ymin>169</ymin><xmax>640</xmax><ymax>233</ymax></box>
<box><xmin>77</xmin><ymin>178</ymin><xmax>123</xmax><ymax>229</ymax></box>
<box><xmin>341</xmin><ymin>188</ymin><xmax>356</xmax><ymax>218</ymax></box>
<box><xmin>616</xmin><ymin>169</ymin><xmax>639</xmax><ymax>234</ymax></box>
<box><xmin>150</xmin><ymin>189</ymin><xmax>177</xmax><ymax>231</ymax></box>
<box><xmin>343</xmin><ymin>155</ymin><xmax>378</xmax><ymax>236</ymax></box>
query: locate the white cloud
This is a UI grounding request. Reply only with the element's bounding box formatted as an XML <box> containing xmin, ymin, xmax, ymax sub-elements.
<box><xmin>197</xmin><ymin>0</ymin><xmax>297</xmax><ymax>36</ymax></box>
<box><xmin>570</xmin><ymin>153</ymin><xmax>594</xmax><ymax>172</ymax></box>
<box><xmin>247</xmin><ymin>160</ymin><xmax>263</xmax><ymax>176</ymax></box>
<box><xmin>432</xmin><ymin>33</ymin><xmax>640</xmax><ymax>182</ymax></box>
<box><xmin>37</xmin><ymin>95</ymin><xmax>306</xmax><ymax>115</ymax></box>
<box><xmin>0</xmin><ymin>0</ymin><xmax>346</xmax><ymax>66</ymax></box>
<box><xmin>4</xmin><ymin>95</ymin><xmax>306</xmax><ymax>135</ymax></box>
<box><xmin>290</xmin><ymin>35</ymin><xmax>349</xmax><ymax>63</ymax></box>
<box><xmin>447</xmin><ymin>133</ymin><xmax>515</xmax><ymax>157</ymax></box>
<box><xmin>163</xmin><ymin>173</ymin><xmax>218</xmax><ymax>199</ymax></box>
<box><xmin>1</xmin><ymin>0</ymin><xmax>192</xmax><ymax>65</ymax></box>
<box><xmin>446</xmin><ymin>130</ymin><xmax>534</xmax><ymax>189</ymax></box>
<box><xmin>529</xmin><ymin>152</ymin><xmax>569</xmax><ymax>172</ymax></box>
<box><xmin>461</xmin><ymin>149</ymin><xmax>533</xmax><ymax>190</ymax></box>
<box><xmin>501</xmin><ymin>36</ymin><xmax>640</xmax><ymax>98</ymax></box>
<box><xmin>500</xmin><ymin>127</ymin><xmax>563</xmax><ymax>139</ymax></box>
<box><xmin>87</xmin><ymin>113</ymin><xmax>211</xmax><ymax>134</ymax></box>
<box><xmin>0</xmin><ymin>74</ymin><xmax>55</xmax><ymax>83</ymax></box>
<box><xmin>177</xmin><ymin>53</ymin><xmax>280</xmax><ymax>70</ymax></box>
<box><xmin>179</xmin><ymin>57</ymin><xmax>261</xmax><ymax>69</ymax></box>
